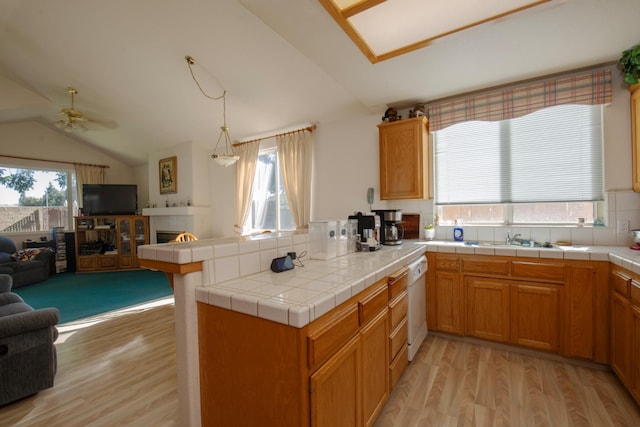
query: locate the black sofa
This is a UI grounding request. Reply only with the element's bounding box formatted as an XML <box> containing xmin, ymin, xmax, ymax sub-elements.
<box><xmin>0</xmin><ymin>237</ymin><xmax>52</xmax><ymax>289</ymax></box>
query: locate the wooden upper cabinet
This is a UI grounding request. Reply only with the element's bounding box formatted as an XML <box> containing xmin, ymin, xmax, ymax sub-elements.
<box><xmin>378</xmin><ymin>116</ymin><xmax>430</xmax><ymax>200</ymax></box>
<box><xmin>631</xmin><ymin>84</ymin><xmax>640</xmax><ymax>191</ymax></box>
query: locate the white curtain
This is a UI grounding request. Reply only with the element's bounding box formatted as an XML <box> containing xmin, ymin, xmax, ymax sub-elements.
<box><xmin>75</xmin><ymin>164</ymin><xmax>105</xmax><ymax>207</ymax></box>
<box><xmin>234</xmin><ymin>141</ymin><xmax>260</xmax><ymax>233</ymax></box>
<box><xmin>276</xmin><ymin>131</ymin><xmax>313</xmax><ymax>229</ymax></box>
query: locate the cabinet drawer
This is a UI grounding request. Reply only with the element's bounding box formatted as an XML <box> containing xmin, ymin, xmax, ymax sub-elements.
<box><xmin>308</xmin><ymin>303</ymin><xmax>359</xmax><ymax>369</ymax></box>
<box><xmin>462</xmin><ymin>257</ymin><xmax>509</xmax><ymax>276</ymax></box>
<box><xmin>631</xmin><ymin>280</ymin><xmax>640</xmax><ymax>305</ymax></box>
<box><xmin>435</xmin><ymin>254</ymin><xmax>459</xmax><ymax>271</ymax></box>
<box><xmin>612</xmin><ymin>270</ymin><xmax>631</xmax><ymax>297</ymax></box>
<box><xmin>389</xmin><ymin>344</ymin><xmax>409</xmax><ymax>391</ymax></box>
<box><xmin>389</xmin><ymin>291</ymin><xmax>408</xmax><ymax>331</ymax></box>
<box><xmin>389</xmin><ymin>317</ymin><xmax>408</xmax><ymax>360</ymax></box>
<box><xmin>388</xmin><ymin>268</ymin><xmax>408</xmax><ymax>301</ymax></box>
<box><xmin>512</xmin><ymin>261</ymin><xmax>565</xmax><ymax>282</ymax></box>
<box><xmin>359</xmin><ymin>281</ymin><xmax>389</xmax><ymax>326</ymax></box>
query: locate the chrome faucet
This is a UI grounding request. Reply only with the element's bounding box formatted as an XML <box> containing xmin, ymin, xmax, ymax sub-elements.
<box><xmin>506</xmin><ymin>233</ymin><xmax>521</xmax><ymax>245</ymax></box>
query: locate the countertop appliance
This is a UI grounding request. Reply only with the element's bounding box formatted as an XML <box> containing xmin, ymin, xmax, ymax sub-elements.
<box><xmin>407</xmin><ymin>255</ymin><xmax>428</xmax><ymax>361</ymax></box>
<box><xmin>372</xmin><ymin>209</ymin><xmax>404</xmax><ymax>246</ymax></box>
<box><xmin>348</xmin><ymin>212</ymin><xmax>381</xmax><ymax>251</ymax></box>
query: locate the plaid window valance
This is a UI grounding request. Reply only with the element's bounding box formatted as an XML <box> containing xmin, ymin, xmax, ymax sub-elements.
<box><xmin>426</xmin><ymin>67</ymin><xmax>612</xmax><ymax>131</ymax></box>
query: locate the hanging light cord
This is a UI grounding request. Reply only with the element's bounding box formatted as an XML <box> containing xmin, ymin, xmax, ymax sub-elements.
<box><xmin>185</xmin><ymin>55</ymin><xmax>228</xmax><ymax>128</ymax></box>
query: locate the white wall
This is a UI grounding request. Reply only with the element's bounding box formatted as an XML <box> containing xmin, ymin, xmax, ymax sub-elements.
<box><xmin>147</xmin><ymin>141</ymin><xmax>211</xmax><ymax>208</ymax></box>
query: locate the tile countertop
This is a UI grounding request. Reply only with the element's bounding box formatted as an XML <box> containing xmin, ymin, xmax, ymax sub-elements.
<box><xmin>423</xmin><ymin>240</ymin><xmax>640</xmax><ymax>272</ymax></box>
<box><xmin>195</xmin><ymin>241</ymin><xmax>429</xmax><ymax>329</ymax></box>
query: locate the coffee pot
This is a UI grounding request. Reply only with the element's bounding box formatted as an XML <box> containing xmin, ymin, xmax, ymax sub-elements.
<box><xmin>373</xmin><ymin>209</ymin><xmax>404</xmax><ymax>245</ymax></box>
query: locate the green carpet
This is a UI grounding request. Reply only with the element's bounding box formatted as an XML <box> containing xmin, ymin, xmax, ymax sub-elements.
<box><xmin>13</xmin><ymin>269</ymin><xmax>173</xmax><ymax>324</ymax></box>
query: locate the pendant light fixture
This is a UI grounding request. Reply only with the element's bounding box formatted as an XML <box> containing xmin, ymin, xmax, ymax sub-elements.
<box><xmin>185</xmin><ymin>55</ymin><xmax>239</xmax><ymax>167</ymax></box>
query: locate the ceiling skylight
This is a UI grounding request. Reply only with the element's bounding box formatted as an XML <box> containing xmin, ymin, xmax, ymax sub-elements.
<box><xmin>318</xmin><ymin>0</ymin><xmax>552</xmax><ymax>63</ymax></box>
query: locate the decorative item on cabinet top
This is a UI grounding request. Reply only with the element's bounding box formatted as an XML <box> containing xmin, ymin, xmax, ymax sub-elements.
<box><xmin>382</xmin><ymin>107</ymin><xmax>400</xmax><ymax>122</ymax></box>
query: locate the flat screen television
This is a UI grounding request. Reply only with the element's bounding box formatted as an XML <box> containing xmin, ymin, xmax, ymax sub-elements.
<box><xmin>82</xmin><ymin>184</ymin><xmax>138</xmax><ymax>216</ymax></box>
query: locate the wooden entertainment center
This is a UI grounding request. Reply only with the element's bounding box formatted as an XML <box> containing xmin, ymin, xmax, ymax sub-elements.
<box><xmin>74</xmin><ymin>215</ymin><xmax>149</xmax><ymax>272</ymax></box>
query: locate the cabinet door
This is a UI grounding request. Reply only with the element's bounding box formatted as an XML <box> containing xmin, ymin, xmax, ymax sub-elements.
<box><xmin>510</xmin><ymin>283</ymin><xmax>560</xmax><ymax>352</ymax></box>
<box><xmin>611</xmin><ymin>291</ymin><xmax>632</xmax><ymax>386</ymax></box>
<box><xmin>134</xmin><ymin>217</ymin><xmax>148</xmax><ymax>263</ymax></box>
<box><xmin>631</xmin><ymin>85</ymin><xmax>640</xmax><ymax>191</ymax></box>
<box><xmin>361</xmin><ymin>309</ymin><xmax>389</xmax><ymax>427</ymax></box>
<box><xmin>434</xmin><ymin>271</ymin><xmax>463</xmax><ymax>334</ymax></box>
<box><xmin>466</xmin><ymin>277</ymin><xmax>510</xmax><ymax>343</ymax></box>
<box><xmin>378</xmin><ymin>116</ymin><xmax>429</xmax><ymax>200</ymax></box>
<box><xmin>631</xmin><ymin>304</ymin><xmax>640</xmax><ymax>404</ymax></box>
<box><xmin>564</xmin><ymin>265</ymin><xmax>595</xmax><ymax>359</ymax></box>
<box><xmin>310</xmin><ymin>336</ymin><xmax>361</xmax><ymax>427</ymax></box>
<box><xmin>118</xmin><ymin>217</ymin><xmax>134</xmax><ymax>268</ymax></box>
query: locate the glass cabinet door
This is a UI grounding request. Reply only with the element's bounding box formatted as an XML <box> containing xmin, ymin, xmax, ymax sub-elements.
<box><xmin>134</xmin><ymin>218</ymin><xmax>147</xmax><ymax>252</ymax></box>
<box><xmin>119</xmin><ymin>218</ymin><xmax>131</xmax><ymax>256</ymax></box>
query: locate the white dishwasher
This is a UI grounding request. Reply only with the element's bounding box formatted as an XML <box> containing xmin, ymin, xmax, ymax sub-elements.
<box><xmin>407</xmin><ymin>255</ymin><xmax>428</xmax><ymax>361</ymax></box>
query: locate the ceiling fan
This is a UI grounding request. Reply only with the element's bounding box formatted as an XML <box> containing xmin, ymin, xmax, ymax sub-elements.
<box><xmin>55</xmin><ymin>87</ymin><xmax>116</xmax><ymax>132</ymax></box>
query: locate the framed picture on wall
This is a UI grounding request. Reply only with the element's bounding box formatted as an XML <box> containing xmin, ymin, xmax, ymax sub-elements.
<box><xmin>159</xmin><ymin>156</ymin><xmax>177</xmax><ymax>194</ymax></box>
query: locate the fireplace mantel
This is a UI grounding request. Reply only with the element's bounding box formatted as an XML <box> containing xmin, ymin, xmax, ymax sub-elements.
<box><xmin>142</xmin><ymin>206</ymin><xmax>210</xmax><ymax>216</ymax></box>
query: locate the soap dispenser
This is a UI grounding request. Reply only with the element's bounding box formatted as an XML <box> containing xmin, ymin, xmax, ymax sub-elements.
<box><xmin>453</xmin><ymin>220</ymin><xmax>464</xmax><ymax>242</ymax></box>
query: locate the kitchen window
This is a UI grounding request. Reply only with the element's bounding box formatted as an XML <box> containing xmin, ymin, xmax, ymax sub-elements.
<box><xmin>243</xmin><ymin>146</ymin><xmax>295</xmax><ymax>232</ymax></box>
<box><xmin>434</xmin><ymin>104</ymin><xmax>604</xmax><ymax>225</ymax></box>
<box><xmin>0</xmin><ymin>165</ymin><xmax>77</xmax><ymax>233</ymax></box>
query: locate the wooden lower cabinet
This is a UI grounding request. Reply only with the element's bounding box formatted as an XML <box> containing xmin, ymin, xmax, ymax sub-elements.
<box><xmin>609</xmin><ymin>268</ymin><xmax>640</xmax><ymax>407</ymax></box>
<box><xmin>311</xmin><ymin>335</ymin><xmax>361</xmax><ymax>427</ymax></box>
<box><xmin>466</xmin><ymin>277</ymin><xmax>510</xmax><ymax>343</ymax></box>
<box><xmin>510</xmin><ymin>283</ymin><xmax>560</xmax><ymax>352</ymax></box>
<box><xmin>198</xmin><ymin>271</ymin><xmax>410</xmax><ymax>427</ymax></box>
<box><xmin>465</xmin><ymin>276</ymin><xmax>561</xmax><ymax>352</ymax></box>
<box><xmin>428</xmin><ymin>252</ymin><xmax>609</xmax><ymax>362</ymax></box>
<box><xmin>434</xmin><ymin>270</ymin><xmax>463</xmax><ymax>334</ymax></box>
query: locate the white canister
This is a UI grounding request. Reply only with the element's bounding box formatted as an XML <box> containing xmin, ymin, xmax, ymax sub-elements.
<box><xmin>336</xmin><ymin>220</ymin><xmax>348</xmax><ymax>257</ymax></box>
<box><xmin>347</xmin><ymin>219</ymin><xmax>358</xmax><ymax>254</ymax></box>
<box><xmin>309</xmin><ymin>221</ymin><xmax>338</xmax><ymax>260</ymax></box>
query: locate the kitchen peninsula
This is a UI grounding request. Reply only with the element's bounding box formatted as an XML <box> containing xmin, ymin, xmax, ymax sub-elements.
<box><xmin>139</xmin><ymin>232</ymin><xmax>640</xmax><ymax>426</ymax></box>
<box><xmin>137</xmin><ymin>232</ymin><xmax>427</xmax><ymax>427</ymax></box>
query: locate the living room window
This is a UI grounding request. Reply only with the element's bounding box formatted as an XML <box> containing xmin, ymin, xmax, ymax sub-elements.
<box><xmin>0</xmin><ymin>165</ymin><xmax>77</xmax><ymax>233</ymax></box>
<box><xmin>434</xmin><ymin>104</ymin><xmax>603</xmax><ymax>225</ymax></box>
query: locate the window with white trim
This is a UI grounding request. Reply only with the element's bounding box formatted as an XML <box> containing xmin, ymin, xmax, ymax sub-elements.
<box><xmin>434</xmin><ymin>104</ymin><xmax>604</xmax><ymax>225</ymax></box>
<box><xmin>244</xmin><ymin>146</ymin><xmax>295</xmax><ymax>232</ymax></box>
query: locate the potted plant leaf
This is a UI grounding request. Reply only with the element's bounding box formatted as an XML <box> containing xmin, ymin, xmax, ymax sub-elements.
<box><xmin>424</xmin><ymin>223</ymin><xmax>436</xmax><ymax>240</ymax></box>
<box><xmin>620</xmin><ymin>44</ymin><xmax>640</xmax><ymax>87</ymax></box>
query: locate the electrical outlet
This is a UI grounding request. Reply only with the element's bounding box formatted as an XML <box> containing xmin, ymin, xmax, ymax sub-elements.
<box><xmin>617</xmin><ymin>220</ymin><xmax>630</xmax><ymax>233</ymax></box>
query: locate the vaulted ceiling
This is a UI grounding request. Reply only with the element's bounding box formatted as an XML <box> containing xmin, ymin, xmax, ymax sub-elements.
<box><xmin>0</xmin><ymin>0</ymin><xmax>638</xmax><ymax>165</ymax></box>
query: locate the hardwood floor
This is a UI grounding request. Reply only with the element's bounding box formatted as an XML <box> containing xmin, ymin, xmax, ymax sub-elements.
<box><xmin>2</xmin><ymin>301</ymin><xmax>639</xmax><ymax>427</ymax></box>
<box><xmin>376</xmin><ymin>334</ymin><xmax>640</xmax><ymax>427</ymax></box>
<box><xmin>0</xmin><ymin>297</ymin><xmax>179</xmax><ymax>427</ymax></box>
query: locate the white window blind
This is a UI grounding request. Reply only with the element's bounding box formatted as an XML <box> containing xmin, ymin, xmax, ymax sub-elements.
<box><xmin>434</xmin><ymin>104</ymin><xmax>604</xmax><ymax>205</ymax></box>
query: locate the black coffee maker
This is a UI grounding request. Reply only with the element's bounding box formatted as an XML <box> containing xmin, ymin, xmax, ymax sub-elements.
<box><xmin>348</xmin><ymin>212</ymin><xmax>381</xmax><ymax>251</ymax></box>
<box><xmin>372</xmin><ymin>209</ymin><xmax>404</xmax><ymax>245</ymax></box>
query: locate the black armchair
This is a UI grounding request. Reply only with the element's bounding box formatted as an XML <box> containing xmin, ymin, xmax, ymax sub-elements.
<box><xmin>0</xmin><ymin>274</ymin><xmax>59</xmax><ymax>406</ymax></box>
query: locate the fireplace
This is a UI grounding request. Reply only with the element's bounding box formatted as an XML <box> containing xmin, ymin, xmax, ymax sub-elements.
<box><xmin>142</xmin><ymin>206</ymin><xmax>212</xmax><ymax>244</ymax></box>
<box><xmin>156</xmin><ymin>230</ymin><xmax>185</xmax><ymax>244</ymax></box>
